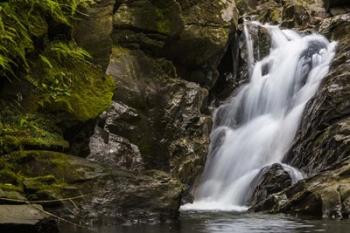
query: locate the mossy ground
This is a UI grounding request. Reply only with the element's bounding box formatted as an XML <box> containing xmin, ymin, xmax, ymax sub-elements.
<box><xmin>0</xmin><ymin>108</ymin><xmax>69</xmax><ymax>155</ymax></box>
<box><xmin>0</xmin><ymin>150</ymin><xmax>105</xmax><ymax>204</ymax></box>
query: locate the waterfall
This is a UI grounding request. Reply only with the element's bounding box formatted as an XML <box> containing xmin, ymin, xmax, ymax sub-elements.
<box><xmin>181</xmin><ymin>23</ymin><xmax>337</xmax><ymax>212</ymax></box>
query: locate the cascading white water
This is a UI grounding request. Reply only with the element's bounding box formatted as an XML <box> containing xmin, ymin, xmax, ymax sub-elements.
<box><xmin>181</xmin><ymin>22</ymin><xmax>337</xmax><ymax>212</ymax></box>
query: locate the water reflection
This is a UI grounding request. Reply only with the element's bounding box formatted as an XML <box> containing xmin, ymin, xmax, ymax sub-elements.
<box><xmin>60</xmin><ymin>212</ymin><xmax>350</xmax><ymax>233</ymax></box>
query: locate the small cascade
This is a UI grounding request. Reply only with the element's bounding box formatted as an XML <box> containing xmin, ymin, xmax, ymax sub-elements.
<box><xmin>181</xmin><ymin>22</ymin><xmax>337</xmax><ymax>211</ymax></box>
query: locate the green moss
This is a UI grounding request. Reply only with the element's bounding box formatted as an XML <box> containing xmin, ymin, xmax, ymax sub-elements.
<box><xmin>113</xmin><ymin>0</ymin><xmax>183</xmax><ymax>37</ymax></box>
<box><xmin>0</xmin><ymin>108</ymin><xmax>69</xmax><ymax>154</ymax></box>
<box><xmin>25</xmin><ymin>42</ymin><xmax>115</xmax><ymax>122</ymax></box>
<box><xmin>0</xmin><ymin>183</ymin><xmax>23</xmax><ymax>193</ymax></box>
<box><xmin>155</xmin><ymin>8</ymin><xmax>172</xmax><ymax>35</ymax></box>
<box><xmin>0</xmin><ymin>169</ymin><xmax>20</xmax><ymax>184</ymax></box>
<box><xmin>0</xmin><ymin>150</ymin><xmax>105</xmax><ymax>202</ymax></box>
<box><xmin>51</xmin><ymin>70</ymin><xmax>115</xmax><ymax>121</ymax></box>
<box><xmin>0</xmin><ymin>0</ymin><xmax>94</xmax><ymax>79</ymax></box>
<box><xmin>0</xmin><ymin>188</ymin><xmax>27</xmax><ymax>201</ymax></box>
<box><xmin>6</xmin><ymin>150</ymin><xmax>104</xmax><ymax>183</ymax></box>
<box><xmin>23</xmin><ymin>175</ymin><xmax>57</xmax><ymax>191</ymax></box>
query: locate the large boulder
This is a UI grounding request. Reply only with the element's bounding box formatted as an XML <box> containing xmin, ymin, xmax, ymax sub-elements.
<box><xmin>251</xmin><ymin>159</ymin><xmax>350</xmax><ymax>219</ymax></box>
<box><xmin>100</xmin><ymin>0</ymin><xmax>239</xmax><ymax>189</ymax></box>
<box><xmin>89</xmin><ymin>47</ymin><xmax>211</xmax><ymax>186</ymax></box>
<box><xmin>76</xmin><ymin>169</ymin><xmax>183</xmax><ymax>223</ymax></box>
<box><xmin>0</xmin><ymin>150</ymin><xmax>183</xmax><ymax>224</ymax></box>
<box><xmin>246</xmin><ymin>164</ymin><xmax>293</xmax><ymax>206</ymax></box>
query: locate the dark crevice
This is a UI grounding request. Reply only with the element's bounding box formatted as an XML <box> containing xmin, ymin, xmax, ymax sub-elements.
<box><xmin>210</xmin><ymin>32</ymin><xmax>240</xmax><ymax>104</ymax></box>
<box><xmin>113</xmin><ymin>0</ymin><xmax>123</xmax><ymax>14</ymax></box>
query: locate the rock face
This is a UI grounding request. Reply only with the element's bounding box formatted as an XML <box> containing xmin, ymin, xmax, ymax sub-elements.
<box><xmin>78</xmin><ymin>0</ymin><xmax>350</xmax><ymax>221</ymax></box>
<box><xmin>76</xmin><ymin>169</ymin><xmax>183</xmax><ymax>223</ymax></box>
<box><xmin>73</xmin><ymin>0</ymin><xmax>116</xmax><ymax>70</ymax></box>
<box><xmin>88</xmin><ymin>0</ymin><xmax>238</xmax><ymax>189</ymax></box>
<box><xmin>76</xmin><ymin>0</ymin><xmax>238</xmax><ymax>223</ymax></box>
<box><xmin>111</xmin><ymin>0</ymin><xmax>238</xmax><ymax>87</ymax></box>
<box><xmin>88</xmin><ymin>47</ymin><xmax>211</xmax><ymax>186</ymax></box>
<box><xmin>285</xmin><ymin>13</ymin><xmax>350</xmax><ymax>176</ymax></box>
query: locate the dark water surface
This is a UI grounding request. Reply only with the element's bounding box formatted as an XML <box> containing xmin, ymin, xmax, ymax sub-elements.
<box><xmin>60</xmin><ymin>212</ymin><xmax>350</xmax><ymax>233</ymax></box>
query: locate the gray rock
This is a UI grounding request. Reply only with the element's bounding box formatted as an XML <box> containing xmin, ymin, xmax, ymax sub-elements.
<box><xmin>88</xmin><ymin>102</ymin><xmax>144</xmax><ymax>171</ymax></box>
<box><xmin>99</xmin><ymin>47</ymin><xmax>210</xmax><ymax>185</ymax></box>
<box><xmin>246</xmin><ymin>164</ymin><xmax>293</xmax><ymax>206</ymax></box>
<box><xmin>75</xmin><ymin>169</ymin><xmax>183</xmax><ymax>224</ymax></box>
<box><xmin>0</xmin><ymin>204</ymin><xmax>58</xmax><ymax>233</ymax></box>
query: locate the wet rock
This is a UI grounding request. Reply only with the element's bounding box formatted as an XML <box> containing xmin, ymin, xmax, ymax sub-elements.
<box><xmin>94</xmin><ymin>47</ymin><xmax>211</xmax><ymax>185</ymax></box>
<box><xmin>238</xmin><ymin>0</ymin><xmax>327</xmax><ymax>28</ymax></box>
<box><xmin>0</xmin><ymin>150</ymin><xmax>183</xmax><ymax>224</ymax></box>
<box><xmin>285</xmin><ymin>13</ymin><xmax>350</xmax><ymax>175</ymax></box>
<box><xmin>76</xmin><ymin>169</ymin><xmax>183</xmax><ymax>224</ymax></box>
<box><xmin>0</xmin><ymin>204</ymin><xmax>58</xmax><ymax>233</ymax></box>
<box><xmin>251</xmin><ymin>159</ymin><xmax>350</xmax><ymax>219</ymax></box>
<box><xmin>247</xmin><ymin>164</ymin><xmax>293</xmax><ymax>206</ymax></box>
<box><xmin>88</xmin><ymin>102</ymin><xmax>144</xmax><ymax>171</ymax></box>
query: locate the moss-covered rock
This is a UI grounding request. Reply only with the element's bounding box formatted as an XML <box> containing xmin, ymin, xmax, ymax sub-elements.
<box><xmin>0</xmin><ymin>151</ymin><xmax>106</xmax><ymax>203</ymax></box>
<box><xmin>112</xmin><ymin>0</ymin><xmax>238</xmax><ymax>87</ymax></box>
<box><xmin>46</xmin><ymin>70</ymin><xmax>115</xmax><ymax>122</ymax></box>
<box><xmin>73</xmin><ymin>0</ymin><xmax>116</xmax><ymax>70</ymax></box>
<box><xmin>237</xmin><ymin>0</ymin><xmax>327</xmax><ymax>28</ymax></box>
<box><xmin>26</xmin><ymin>42</ymin><xmax>115</xmax><ymax>122</ymax></box>
<box><xmin>166</xmin><ymin>0</ymin><xmax>238</xmax><ymax>87</ymax></box>
<box><xmin>0</xmin><ymin>110</ymin><xmax>69</xmax><ymax>155</ymax></box>
<box><xmin>76</xmin><ymin>169</ymin><xmax>183</xmax><ymax>223</ymax></box>
<box><xmin>0</xmin><ymin>150</ymin><xmax>184</xmax><ymax>223</ymax></box>
<box><xmin>113</xmin><ymin>0</ymin><xmax>183</xmax><ymax>36</ymax></box>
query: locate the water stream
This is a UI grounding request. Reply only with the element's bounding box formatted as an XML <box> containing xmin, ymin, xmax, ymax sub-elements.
<box><xmin>60</xmin><ymin>212</ymin><xmax>350</xmax><ymax>233</ymax></box>
<box><xmin>182</xmin><ymin>22</ymin><xmax>337</xmax><ymax>211</ymax></box>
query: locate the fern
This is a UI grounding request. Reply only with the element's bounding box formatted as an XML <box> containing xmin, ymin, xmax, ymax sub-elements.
<box><xmin>0</xmin><ymin>0</ymin><xmax>95</xmax><ymax>79</ymax></box>
<box><xmin>49</xmin><ymin>42</ymin><xmax>92</xmax><ymax>64</ymax></box>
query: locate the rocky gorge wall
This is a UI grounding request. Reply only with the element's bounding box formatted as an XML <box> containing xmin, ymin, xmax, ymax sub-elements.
<box><xmin>1</xmin><ymin>0</ymin><xmax>350</xmax><ymax>231</ymax></box>
<box><xmin>0</xmin><ymin>0</ymin><xmax>239</xmax><ymax>228</ymax></box>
